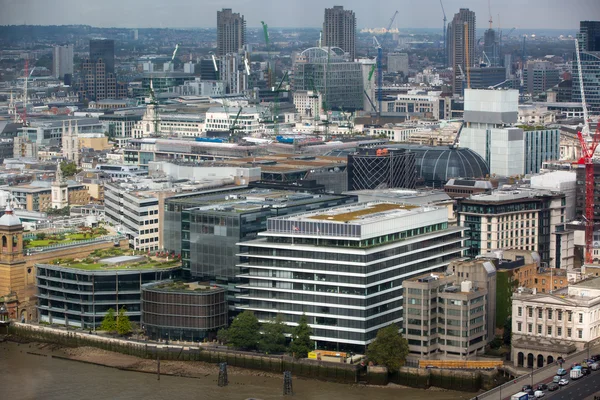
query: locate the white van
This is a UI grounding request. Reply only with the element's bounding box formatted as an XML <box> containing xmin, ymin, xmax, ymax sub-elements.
<box><xmin>591</xmin><ymin>363</ymin><xmax>599</xmax><ymax>371</ymax></box>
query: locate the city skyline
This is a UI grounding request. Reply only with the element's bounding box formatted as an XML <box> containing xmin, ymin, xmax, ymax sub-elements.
<box><xmin>1</xmin><ymin>0</ymin><xmax>598</xmax><ymax>30</ymax></box>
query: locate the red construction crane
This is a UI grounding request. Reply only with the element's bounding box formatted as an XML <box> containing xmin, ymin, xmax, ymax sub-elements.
<box><xmin>575</xmin><ymin>38</ymin><xmax>599</xmax><ymax>264</ymax></box>
<box><xmin>577</xmin><ymin>122</ymin><xmax>600</xmax><ymax>264</ymax></box>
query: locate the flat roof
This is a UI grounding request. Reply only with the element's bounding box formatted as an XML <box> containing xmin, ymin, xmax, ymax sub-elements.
<box><xmin>143</xmin><ymin>281</ymin><xmax>223</xmax><ymax>293</ymax></box>
<box><xmin>308</xmin><ymin>202</ymin><xmax>419</xmax><ymax>222</ymax></box>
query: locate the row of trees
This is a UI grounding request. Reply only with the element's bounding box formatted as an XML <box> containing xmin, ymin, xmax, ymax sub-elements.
<box><xmin>217</xmin><ymin>311</ymin><xmax>410</xmax><ymax>373</ymax></box>
<box><xmin>217</xmin><ymin>311</ymin><xmax>314</xmax><ymax>358</ymax></box>
<box><xmin>100</xmin><ymin>307</ymin><xmax>132</xmax><ymax>336</ymax></box>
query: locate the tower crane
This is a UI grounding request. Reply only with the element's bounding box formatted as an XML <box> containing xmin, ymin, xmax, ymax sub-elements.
<box><xmin>440</xmin><ymin>0</ymin><xmax>447</xmax><ymax>66</ymax></box>
<box><xmin>373</xmin><ymin>36</ymin><xmax>383</xmax><ymax>117</ymax></box>
<box><xmin>575</xmin><ymin>38</ymin><xmax>599</xmax><ymax>264</ymax></box>
<box><xmin>261</xmin><ymin>21</ymin><xmax>272</xmax><ymax>89</ymax></box>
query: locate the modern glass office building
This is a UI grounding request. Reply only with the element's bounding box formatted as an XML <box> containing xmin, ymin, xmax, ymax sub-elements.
<box><xmin>37</xmin><ymin>264</ymin><xmax>180</xmax><ymax>329</ymax></box>
<box><xmin>236</xmin><ymin>202</ymin><xmax>467</xmax><ymax>351</ymax></box>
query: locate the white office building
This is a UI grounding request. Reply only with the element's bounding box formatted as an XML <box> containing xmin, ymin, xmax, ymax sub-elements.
<box><xmin>236</xmin><ymin>201</ymin><xmax>467</xmax><ymax>350</ymax></box>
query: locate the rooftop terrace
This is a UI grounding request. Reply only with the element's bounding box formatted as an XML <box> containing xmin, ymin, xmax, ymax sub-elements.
<box><xmin>308</xmin><ymin>202</ymin><xmax>419</xmax><ymax>222</ymax></box>
<box><xmin>44</xmin><ymin>248</ymin><xmax>181</xmax><ymax>271</ymax></box>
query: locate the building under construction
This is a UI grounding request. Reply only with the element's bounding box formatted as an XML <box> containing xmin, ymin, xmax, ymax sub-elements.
<box><xmin>347</xmin><ymin>147</ymin><xmax>416</xmax><ymax>191</ymax></box>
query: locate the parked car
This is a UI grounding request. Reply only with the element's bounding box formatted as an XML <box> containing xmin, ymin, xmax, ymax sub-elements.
<box><xmin>547</xmin><ymin>382</ymin><xmax>559</xmax><ymax>391</ymax></box>
<box><xmin>534</xmin><ymin>390</ymin><xmax>545</xmax><ymax>398</ymax></box>
<box><xmin>558</xmin><ymin>378</ymin><xmax>569</xmax><ymax>386</ymax></box>
<box><xmin>582</xmin><ymin>367</ymin><xmax>591</xmax><ymax>375</ymax></box>
<box><xmin>552</xmin><ymin>375</ymin><xmax>561</xmax><ymax>383</ymax></box>
<box><xmin>557</xmin><ymin>368</ymin><xmax>568</xmax><ymax>376</ymax></box>
<box><xmin>522</xmin><ymin>384</ymin><xmax>533</xmax><ymax>392</ymax></box>
<box><xmin>591</xmin><ymin>363</ymin><xmax>599</xmax><ymax>370</ymax></box>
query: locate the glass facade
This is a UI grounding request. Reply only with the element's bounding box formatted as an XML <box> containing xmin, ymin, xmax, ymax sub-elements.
<box><xmin>524</xmin><ymin>129</ymin><xmax>561</xmax><ymax>174</ymax></box>
<box><xmin>237</xmin><ymin>207</ymin><xmax>466</xmax><ymax>351</ymax></box>
<box><xmin>36</xmin><ymin>265</ymin><xmax>180</xmax><ymax>329</ymax></box>
<box><xmin>572</xmin><ymin>51</ymin><xmax>600</xmax><ymax>113</ymax></box>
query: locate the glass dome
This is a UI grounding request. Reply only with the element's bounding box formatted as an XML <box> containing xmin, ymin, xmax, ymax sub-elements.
<box><xmin>388</xmin><ymin>145</ymin><xmax>490</xmax><ymax>187</ymax></box>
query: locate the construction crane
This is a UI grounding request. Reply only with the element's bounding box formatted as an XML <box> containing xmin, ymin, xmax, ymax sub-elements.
<box><xmin>440</xmin><ymin>0</ymin><xmax>447</xmax><ymax>66</ymax></box>
<box><xmin>382</xmin><ymin>11</ymin><xmax>399</xmax><ymax>50</ymax></box>
<box><xmin>271</xmin><ymin>71</ymin><xmax>289</xmax><ymax>135</ymax></box>
<box><xmin>171</xmin><ymin>43</ymin><xmax>180</xmax><ymax>61</ymax></box>
<box><xmin>373</xmin><ymin>36</ymin><xmax>383</xmax><ymax>116</ymax></box>
<box><xmin>575</xmin><ymin>38</ymin><xmax>599</xmax><ymax>264</ymax></box>
<box><xmin>261</xmin><ymin>21</ymin><xmax>272</xmax><ymax>89</ymax></box>
<box><xmin>488</xmin><ymin>0</ymin><xmax>493</xmax><ymax>30</ymax></box>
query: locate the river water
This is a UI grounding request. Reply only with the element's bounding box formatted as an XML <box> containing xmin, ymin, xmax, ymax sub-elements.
<box><xmin>0</xmin><ymin>341</ymin><xmax>474</xmax><ymax>400</ymax></box>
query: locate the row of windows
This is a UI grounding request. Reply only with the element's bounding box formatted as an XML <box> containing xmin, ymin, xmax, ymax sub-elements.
<box><xmin>517</xmin><ymin>306</ymin><xmax>579</xmax><ymax>322</ymax></box>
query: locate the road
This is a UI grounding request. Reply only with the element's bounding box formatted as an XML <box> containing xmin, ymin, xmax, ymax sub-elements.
<box><xmin>546</xmin><ymin>371</ymin><xmax>600</xmax><ymax>400</ymax></box>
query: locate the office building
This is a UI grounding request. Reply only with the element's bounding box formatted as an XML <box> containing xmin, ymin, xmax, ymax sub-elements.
<box><xmin>19</xmin><ymin>117</ymin><xmax>103</xmax><ymax>146</ymax></box>
<box><xmin>381</xmin><ymin>90</ymin><xmax>442</xmax><ymax>120</ymax></box>
<box><xmin>347</xmin><ymin>148</ymin><xmax>416</xmax><ymax>191</ymax></box>
<box><xmin>90</xmin><ymin>39</ymin><xmax>115</xmax><ymax>74</ymax></box>
<box><xmin>387</xmin><ymin>53</ymin><xmax>409</xmax><ymax>76</ymax></box>
<box><xmin>579</xmin><ymin>21</ymin><xmax>600</xmax><ymax>52</ymax></box>
<box><xmin>511</xmin><ymin>277</ymin><xmax>600</xmax><ymax>368</ymax></box>
<box><xmin>447</xmin><ymin>8</ymin><xmax>476</xmax><ymax>96</ymax></box>
<box><xmin>444</xmin><ymin>179</ymin><xmax>494</xmax><ymax>199</ymax></box>
<box><xmin>524</xmin><ymin>61</ymin><xmax>560</xmax><ymax>96</ymax></box>
<box><xmin>217</xmin><ymin>8</ymin><xmax>246</xmax><ymax>56</ymax></box>
<box><xmin>556</xmin><ymin>80</ymin><xmax>573</xmax><ymax>102</ymax></box>
<box><xmin>404</xmin><ymin>259</ymin><xmax>496</xmax><ymax>359</ymax></box>
<box><xmin>575</xmin><ymin>163</ymin><xmax>600</xmax><ymax>224</ymax></box>
<box><xmin>483</xmin><ymin>28</ymin><xmax>499</xmax><ymax>67</ymax></box>
<box><xmin>236</xmin><ymin>201</ymin><xmax>467</xmax><ymax>350</ymax></box>
<box><xmin>572</xmin><ymin>51</ymin><xmax>600</xmax><ymax>113</ymax></box>
<box><xmin>163</xmin><ymin>189</ymin><xmax>357</xmax><ymax>282</ymax></box>
<box><xmin>99</xmin><ymin>111</ymin><xmax>144</xmax><ymax>147</ymax></box>
<box><xmin>8</xmin><ymin>180</ymin><xmax>88</xmax><ymax>212</ymax></box>
<box><xmin>141</xmin><ymin>281</ymin><xmax>227</xmax><ymax>341</ymax></box>
<box><xmin>52</xmin><ymin>44</ymin><xmax>74</xmax><ymax>80</ymax></box>
<box><xmin>294</xmin><ymin>47</ymin><xmax>363</xmax><ymax>111</ymax></box>
<box><xmin>322</xmin><ymin>6</ymin><xmax>356</xmax><ymax>61</ymax></box>
<box><xmin>460</xmin><ymin>89</ymin><xmax>558</xmax><ymax>177</ymax></box>
<box><xmin>457</xmin><ymin>187</ymin><xmax>567</xmax><ymax>267</ymax></box>
<box><xmin>37</xmin><ymin>259</ymin><xmax>180</xmax><ymax>329</ymax></box>
<box><xmin>469</xmin><ymin>66</ymin><xmax>506</xmax><ymax>89</ymax></box>
<box><xmin>200</xmin><ymin>58</ymin><xmax>220</xmax><ymax>80</ymax></box>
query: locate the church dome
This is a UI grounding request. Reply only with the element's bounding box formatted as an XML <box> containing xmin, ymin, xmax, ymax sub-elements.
<box><xmin>0</xmin><ymin>205</ymin><xmax>22</xmax><ymax>227</ymax></box>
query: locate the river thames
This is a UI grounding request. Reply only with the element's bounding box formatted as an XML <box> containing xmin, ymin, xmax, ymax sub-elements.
<box><xmin>0</xmin><ymin>341</ymin><xmax>475</xmax><ymax>400</ymax></box>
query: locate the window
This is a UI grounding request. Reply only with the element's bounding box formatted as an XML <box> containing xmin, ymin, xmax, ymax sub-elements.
<box><xmin>547</xmin><ymin>326</ymin><xmax>552</xmax><ymax>335</ymax></box>
<box><xmin>558</xmin><ymin>310</ymin><xmax>562</xmax><ymax>321</ymax></box>
<box><xmin>518</xmin><ymin>307</ymin><xmax>522</xmax><ymax>317</ymax></box>
<box><xmin>537</xmin><ymin>325</ymin><xmax>542</xmax><ymax>334</ymax></box>
<box><xmin>548</xmin><ymin>309</ymin><xmax>553</xmax><ymax>320</ymax></box>
<box><xmin>528</xmin><ymin>324</ymin><xmax>533</xmax><ymax>333</ymax></box>
<box><xmin>528</xmin><ymin>307</ymin><xmax>533</xmax><ymax>318</ymax></box>
<box><xmin>538</xmin><ymin>309</ymin><xmax>543</xmax><ymax>318</ymax></box>
<box><xmin>518</xmin><ymin>322</ymin><xmax>522</xmax><ymax>332</ymax></box>
<box><xmin>568</xmin><ymin>328</ymin><xmax>572</xmax><ymax>337</ymax></box>
<box><xmin>579</xmin><ymin>313</ymin><xmax>584</xmax><ymax>323</ymax></box>
<box><xmin>557</xmin><ymin>327</ymin><xmax>562</xmax><ymax>337</ymax></box>
<box><xmin>568</xmin><ymin>312</ymin><xmax>572</xmax><ymax>322</ymax></box>
<box><xmin>578</xmin><ymin>330</ymin><xmax>583</xmax><ymax>339</ymax></box>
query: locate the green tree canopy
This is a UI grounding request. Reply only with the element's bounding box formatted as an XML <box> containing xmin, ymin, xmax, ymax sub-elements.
<box><xmin>116</xmin><ymin>307</ymin><xmax>132</xmax><ymax>335</ymax></box>
<box><xmin>227</xmin><ymin>310</ymin><xmax>260</xmax><ymax>350</ymax></box>
<box><xmin>100</xmin><ymin>308</ymin><xmax>116</xmax><ymax>332</ymax></box>
<box><xmin>60</xmin><ymin>161</ymin><xmax>79</xmax><ymax>178</ymax></box>
<box><xmin>366</xmin><ymin>323</ymin><xmax>409</xmax><ymax>373</ymax></box>
<box><xmin>289</xmin><ymin>314</ymin><xmax>314</xmax><ymax>359</ymax></box>
<box><xmin>259</xmin><ymin>314</ymin><xmax>287</xmax><ymax>354</ymax></box>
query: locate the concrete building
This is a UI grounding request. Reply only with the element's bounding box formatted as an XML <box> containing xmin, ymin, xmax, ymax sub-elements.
<box><xmin>382</xmin><ymin>91</ymin><xmax>442</xmax><ymax>120</ymax></box>
<box><xmin>8</xmin><ymin>180</ymin><xmax>88</xmax><ymax>212</ymax></box>
<box><xmin>52</xmin><ymin>45</ymin><xmax>74</xmax><ymax>80</ymax></box>
<box><xmin>524</xmin><ymin>61</ymin><xmax>560</xmax><ymax>96</ymax></box>
<box><xmin>469</xmin><ymin>66</ymin><xmax>507</xmax><ymax>89</ymax></box>
<box><xmin>293</xmin><ymin>90</ymin><xmax>322</xmax><ymax>118</ymax></box>
<box><xmin>322</xmin><ymin>6</ymin><xmax>356</xmax><ymax>61</ymax></box>
<box><xmin>294</xmin><ymin>47</ymin><xmax>363</xmax><ymax>111</ymax></box>
<box><xmin>444</xmin><ymin>179</ymin><xmax>494</xmax><ymax>199</ymax></box>
<box><xmin>99</xmin><ymin>111</ymin><xmax>143</xmax><ymax>147</ymax></box>
<box><xmin>19</xmin><ymin>117</ymin><xmax>103</xmax><ymax>146</ymax></box>
<box><xmin>530</xmin><ymin>170</ymin><xmax>577</xmax><ymax>221</ymax></box>
<box><xmin>457</xmin><ymin>187</ymin><xmax>570</xmax><ymax>269</ymax></box>
<box><xmin>460</xmin><ymin>89</ymin><xmax>559</xmax><ymax>176</ymax></box>
<box><xmin>236</xmin><ymin>201</ymin><xmax>467</xmax><ymax>350</ymax></box>
<box><xmin>511</xmin><ymin>277</ymin><xmax>600</xmax><ymax>368</ymax></box>
<box><xmin>447</xmin><ymin>8</ymin><xmax>476</xmax><ymax>96</ymax></box>
<box><xmin>517</xmin><ymin>105</ymin><xmax>556</xmax><ymax>125</ymax></box>
<box><xmin>79</xmin><ymin>39</ymin><xmax>117</xmax><ymax>101</ymax></box>
<box><xmin>387</xmin><ymin>53</ymin><xmax>409</xmax><ymax>75</ymax></box>
<box><xmin>404</xmin><ymin>259</ymin><xmax>496</xmax><ymax>359</ymax></box>
<box><xmin>217</xmin><ymin>8</ymin><xmax>246</xmax><ymax>56</ymax></box>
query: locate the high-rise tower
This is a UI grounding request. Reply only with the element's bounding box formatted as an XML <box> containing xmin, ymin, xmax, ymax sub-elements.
<box><xmin>447</xmin><ymin>8</ymin><xmax>476</xmax><ymax>96</ymax></box>
<box><xmin>322</xmin><ymin>6</ymin><xmax>356</xmax><ymax>61</ymax></box>
<box><xmin>217</xmin><ymin>8</ymin><xmax>246</xmax><ymax>56</ymax></box>
<box><xmin>90</xmin><ymin>39</ymin><xmax>115</xmax><ymax>75</ymax></box>
<box><xmin>52</xmin><ymin>44</ymin><xmax>74</xmax><ymax>80</ymax></box>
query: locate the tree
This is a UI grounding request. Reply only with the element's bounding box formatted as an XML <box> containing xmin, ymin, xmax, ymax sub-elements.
<box><xmin>259</xmin><ymin>314</ymin><xmax>287</xmax><ymax>354</ymax></box>
<box><xmin>100</xmin><ymin>308</ymin><xmax>116</xmax><ymax>332</ymax></box>
<box><xmin>36</xmin><ymin>232</ymin><xmax>47</xmax><ymax>240</ymax></box>
<box><xmin>227</xmin><ymin>310</ymin><xmax>260</xmax><ymax>350</ymax></box>
<box><xmin>60</xmin><ymin>161</ymin><xmax>78</xmax><ymax>177</ymax></box>
<box><xmin>217</xmin><ymin>328</ymin><xmax>229</xmax><ymax>344</ymax></box>
<box><xmin>366</xmin><ymin>323</ymin><xmax>409</xmax><ymax>373</ymax></box>
<box><xmin>289</xmin><ymin>314</ymin><xmax>314</xmax><ymax>359</ymax></box>
<box><xmin>116</xmin><ymin>307</ymin><xmax>132</xmax><ymax>336</ymax></box>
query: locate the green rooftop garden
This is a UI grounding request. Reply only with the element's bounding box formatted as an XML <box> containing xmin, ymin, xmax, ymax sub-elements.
<box><xmin>49</xmin><ymin>248</ymin><xmax>181</xmax><ymax>271</ymax></box>
<box><xmin>151</xmin><ymin>281</ymin><xmax>215</xmax><ymax>292</ymax></box>
<box><xmin>25</xmin><ymin>227</ymin><xmax>110</xmax><ymax>249</ymax></box>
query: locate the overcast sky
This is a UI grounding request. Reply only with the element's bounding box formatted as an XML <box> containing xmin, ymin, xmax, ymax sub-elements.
<box><xmin>1</xmin><ymin>0</ymin><xmax>597</xmax><ymax>30</ymax></box>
